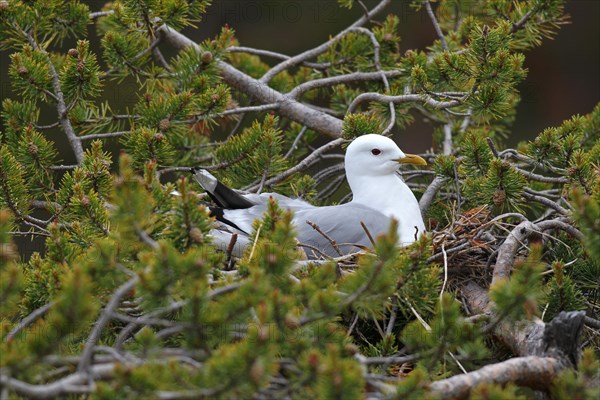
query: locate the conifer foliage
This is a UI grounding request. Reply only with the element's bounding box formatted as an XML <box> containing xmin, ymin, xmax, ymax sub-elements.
<box><xmin>0</xmin><ymin>0</ymin><xmax>599</xmax><ymax>398</ymax></box>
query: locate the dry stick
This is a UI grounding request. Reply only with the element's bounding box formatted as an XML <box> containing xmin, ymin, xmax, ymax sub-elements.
<box><xmin>491</xmin><ymin>219</ymin><xmax>582</xmax><ymax>288</ymax></box>
<box><xmin>427</xmin><ymin>240</ymin><xmax>470</xmax><ymax>262</ymax></box>
<box><xmin>78</xmin><ymin>277</ymin><xmax>139</xmax><ymax>374</ymax></box>
<box><xmin>296</xmin><ymin>241</ymin><xmax>331</xmax><ymax>260</ymax></box>
<box><xmin>115</xmin><ymin>300</ymin><xmax>187</xmax><ymax>351</ymax></box>
<box><xmin>306</xmin><ymin>220</ymin><xmax>343</xmax><ymax>257</ymax></box>
<box><xmin>114</xmin><ymin>281</ymin><xmax>244</xmax><ymax>350</ymax></box>
<box><xmin>35</xmin><ymin>121</ymin><xmax>60</xmax><ymax>130</ymax></box>
<box><xmin>225</xmin><ymin>233</ymin><xmax>238</xmax><ymax>269</ymax></box>
<box><xmin>439</xmin><ymin>243</ymin><xmax>449</xmax><ymax>301</ymax></box>
<box><xmin>135</xmin><ymin>225</ymin><xmax>160</xmax><ymax>250</ymax></box>
<box><xmin>360</xmin><ymin>221</ymin><xmax>377</xmax><ymax>248</ymax></box>
<box><xmin>259</xmin><ymin>0</ymin><xmax>392</xmax><ymax>83</ymax></box>
<box><xmin>283</xmin><ymin>126</ymin><xmax>308</xmax><ymax>159</ymax></box>
<box><xmin>346</xmin><ymin>313</ymin><xmax>360</xmax><ymax>337</ymax></box>
<box><xmin>316</xmin><ymin>174</ymin><xmax>346</xmax><ymax>201</ymax></box>
<box><xmin>452</xmin><ymin>160</ymin><xmax>462</xmax><ymax>217</ymax></box>
<box><xmin>486</xmin><ymin>137</ymin><xmax>500</xmax><ymax>158</ymax></box>
<box><xmin>90</xmin><ymin>10</ymin><xmax>113</xmax><ymax>19</ymax></box>
<box><xmin>385</xmin><ymin>304</ymin><xmax>398</xmax><ymax>335</ymax></box>
<box><xmin>511</xmin><ymin>9</ymin><xmax>536</xmax><ymax>33</ymax></box>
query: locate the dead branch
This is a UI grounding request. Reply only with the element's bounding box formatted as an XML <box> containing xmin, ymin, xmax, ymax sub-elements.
<box><xmin>430</xmin><ymin>356</ymin><xmax>562</xmax><ymax>399</ymax></box>
<box><xmin>491</xmin><ymin>220</ymin><xmax>537</xmax><ymax>286</ymax></box>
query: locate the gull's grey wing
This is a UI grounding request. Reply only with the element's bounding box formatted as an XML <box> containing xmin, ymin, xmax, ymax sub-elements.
<box><xmin>293</xmin><ymin>203</ymin><xmax>392</xmax><ymax>258</ymax></box>
<box><xmin>223</xmin><ymin>193</ymin><xmax>315</xmax><ymax>234</ymax></box>
<box><xmin>215</xmin><ymin>202</ymin><xmax>391</xmax><ymax>259</ymax></box>
<box><xmin>242</xmin><ymin>192</ymin><xmax>315</xmax><ymax>209</ymax></box>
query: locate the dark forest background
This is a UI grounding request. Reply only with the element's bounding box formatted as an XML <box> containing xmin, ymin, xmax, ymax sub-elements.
<box><xmin>1</xmin><ymin>0</ymin><xmax>598</xmax><ymax>151</ymax></box>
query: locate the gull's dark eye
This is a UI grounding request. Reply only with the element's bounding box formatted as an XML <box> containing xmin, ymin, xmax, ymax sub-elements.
<box><xmin>371</xmin><ymin>148</ymin><xmax>381</xmax><ymax>155</ymax></box>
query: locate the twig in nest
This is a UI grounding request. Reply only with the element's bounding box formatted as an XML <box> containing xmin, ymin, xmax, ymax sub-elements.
<box><xmin>360</xmin><ymin>221</ymin><xmax>376</xmax><ymax>248</ymax></box>
<box><xmin>225</xmin><ymin>233</ymin><xmax>238</xmax><ymax>270</ymax></box>
<box><xmin>306</xmin><ymin>220</ymin><xmax>343</xmax><ymax>256</ymax></box>
<box><xmin>486</xmin><ymin>137</ymin><xmax>500</xmax><ymax>158</ymax></box>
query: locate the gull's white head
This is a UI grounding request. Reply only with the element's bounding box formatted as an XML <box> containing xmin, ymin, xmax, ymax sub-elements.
<box><xmin>345</xmin><ymin>134</ymin><xmax>426</xmax><ymax>179</ymax></box>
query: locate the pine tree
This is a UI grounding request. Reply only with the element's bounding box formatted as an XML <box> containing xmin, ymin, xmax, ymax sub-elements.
<box><xmin>0</xmin><ymin>0</ymin><xmax>598</xmax><ymax>398</ymax></box>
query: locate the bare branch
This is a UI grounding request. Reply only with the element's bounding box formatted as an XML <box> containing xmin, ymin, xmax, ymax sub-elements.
<box><xmin>0</xmin><ymin>363</ymin><xmax>119</xmax><ymax>400</ymax></box>
<box><xmin>5</xmin><ymin>302</ymin><xmax>54</xmax><ymax>342</ymax></box>
<box><xmin>348</xmin><ymin>92</ymin><xmax>461</xmax><ymax>114</ymax></box>
<box><xmin>259</xmin><ymin>0</ymin><xmax>391</xmax><ymax>83</ymax></box>
<box><xmin>227</xmin><ymin>46</ymin><xmax>330</xmax><ymax>70</ymax></box>
<box><xmin>536</xmin><ymin>219</ymin><xmax>582</xmax><ymax>240</ymax></box>
<box><xmin>430</xmin><ymin>356</ymin><xmax>562</xmax><ymax>399</ymax></box>
<box><xmin>187</xmin><ymin>104</ymin><xmax>279</xmax><ymax>123</ymax></box>
<box><xmin>419</xmin><ymin>176</ymin><xmax>447</xmax><ymax>215</ymax></box>
<box><xmin>244</xmin><ymin>138</ymin><xmax>346</xmax><ymax>191</ymax></box>
<box><xmin>491</xmin><ymin>220</ymin><xmax>536</xmax><ymax>286</ymax></box>
<box><xmin>90</xmin><ymin>11</ymin><xmax>114</xmax><ymax>19</ymax></box>
<box><xmin>287</xmin><ymin>71</ymin><xmax>402</xmax><ymax>99</ymax></box>
<box><xmin>423</xmin><ymin>1</ymin><xmax>449</xmax><ymax>50</ymax></box>
<box><xmin>306</xmin><ymin>220</ymin><xmax>343</xmax><ymax>257</ymax></box>
<box><xmin>78</xmin><ymin>277</ymin><xmax>139</xmax><ymax>373</ymax></box>
<box><xmin>514</xmin><ymin>167</ymin><xmax>569</xmax><ymax>184</ymax></box>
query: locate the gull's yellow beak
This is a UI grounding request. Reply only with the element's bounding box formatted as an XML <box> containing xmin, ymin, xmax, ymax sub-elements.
<box><xmin>396</xmin><ymin>153</ymin><xmax>427</xmax><ymax>166</ymax></box>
